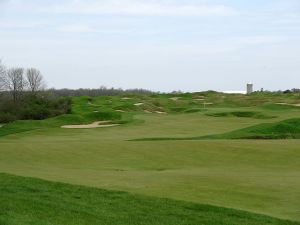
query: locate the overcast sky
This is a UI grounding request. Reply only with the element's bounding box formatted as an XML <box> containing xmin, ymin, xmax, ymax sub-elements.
<box><xmin>0</xmin><ymin>0</ymin><xmax>300</xmax><ymax>92</ymax></box>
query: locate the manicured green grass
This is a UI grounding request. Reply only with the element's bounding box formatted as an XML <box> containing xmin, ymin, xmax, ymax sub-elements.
<box><xmin>134</xmin><ymin>117</ymin><xmax>300</xmax><ymax>141</ymax></box>
<box><xmin>0</xmin><ymin>92</ymin><xmax>300</xmax><ymax>223</ymax></box>
<box><xmin>212</xmin><ymin>118</ymin><xmax>300</xmax><ymax>139</ymax></box>
<box><xmin>1</xmin><ymin>173</ymin><xmax>299</xmax><ymax>225</ymax></box>
<box><xmin>1</xmin><ymin>92</ymin><xmax>300</xmax><ymax>138</ymax></box>
<box><xmin>0</xmin><ymin>122</ymin><xmax>299</xmax><ymax>220</ymax></box>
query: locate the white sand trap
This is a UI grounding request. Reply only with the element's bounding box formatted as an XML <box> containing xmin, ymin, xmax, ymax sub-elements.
<box><xmin>134</xmin><ymin>103</ymin><xmax>144</xmax><ymax>106</ymax></box>
<box><xmin>122</xmin><ymin>97</ymin><xmax>132</xmax><ymax>100</ymax></box>
<box><xmin>115</xmin><ymin>110</ymin><xmax>126</xmax><ymax>113</ymax></box>
<box><xmin>144</xmin><ymin>110</ymin><xmax>152</xmax><ymax>113</ymax></box>
<box><xmin>155</xmin><ymin>111</ymin><xmax>167</xmax><ymax>114</ymax></box>
<box><xmin>61</xmin><ymin>121</ymin><xmax>119</xmax><ymax>129</ymax></box>
<box><xmin>276</xmin><ymin>103</ymin><xmax>300</xmax><ymax>107</ymax></box>
<box><xmin>203</xmin><ymin>103</ymin><xmax>214</xmax><ymax>105</ymax></box>
<box><xmin>169</xmin><ymin>97</ymin><xmax>181</xmax><ymax>101</ymax></box>
<box><xmin>0</xmin><ymin>124</ymin><xmax>3</xmax><ymax>128</ymax></box>
<box><xmin>88</xmin><ymin>102</ymin><xmax>101</xmax><ymax>107</ymax></box>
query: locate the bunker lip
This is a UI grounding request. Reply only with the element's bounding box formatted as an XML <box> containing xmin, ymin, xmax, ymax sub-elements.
<box><xmin>276</xmin><ymin>103</ymin><xmax>300</xmax><ymax>107</ymax></box>
<box><xmin>121</xmin><ymin>97</ymin><xmax>132</xmax><ymax>100</ymax></box>
<box><xmin>169</xmin><ymin>97</ymin><xmax>181</xmax><ymax>101</ymax></box>
<box><xmin>61</xmin><ymin>121</ymin><xmax>120</xmax><ymax>129</ymax></box>
<box><xmin>155</xmin><ymin>111</ymin><xmax>167</xmax><ymax>114</ymax></box>
<box><xmin>134</xmin><ymin>103</ymin><xmax>144</xmax><ymax>106</ymax></box>
<box><xmin>115</xmin><ymin>110</ymin><xmax>126</xmax><ymax>113</ymax></box>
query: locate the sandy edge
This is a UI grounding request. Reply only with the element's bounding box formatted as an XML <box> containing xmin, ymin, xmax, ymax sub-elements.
<box><xmin>61</xmin><ymin>121</ymin><xmax>120</xmax><ymax>129</ymax></box>
<box><xmin>276</xmin><ymin>103</ymin><xmax>300</xmax><ymax>107</ymax></box>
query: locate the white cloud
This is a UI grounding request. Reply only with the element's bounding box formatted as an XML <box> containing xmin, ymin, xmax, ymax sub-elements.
<box><xmin>231</xmin><ymin>36</ymin><xmax>286</xmax><ymax>46</ymax></box>
<box><xmin>0</xmin><ymin>21</ymin><xmax>45</xmax><ymax>29</ymax></box>
<box><xmin>47</xmin><ymin>0</ymin><xmax>237</xmax><ymax>16</ymax></box>
<box><xmin>55</xmin><ymin>23</ymin><xmax>173</xmax><ymax>35</ymax></box>
<box><xmin>0</xmin><ymin>0</ymin><xmax>9</xmax><ymax>4</ymax></box>
<box><xmin>56</xmin><ymin>24</ymin><xmax>97</xmax><ymax>33</ymax></box>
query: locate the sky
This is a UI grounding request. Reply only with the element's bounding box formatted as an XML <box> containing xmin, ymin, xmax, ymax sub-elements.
<box><xmin>0</xmin><ymin>0</ymin><xmax>300</xmax><ymax>92</ymax></box>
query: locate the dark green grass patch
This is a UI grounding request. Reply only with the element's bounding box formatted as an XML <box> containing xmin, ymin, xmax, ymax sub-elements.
<box><xmin>217</xmin><ymin>117</ymin><xmax>300</xmax><ymax>139</ymax></box>
<box><xmin>0</xmin><ymin>173</ymin><xmax>299</xmax><ymax>225</ymax></box>
<box><xmin>261</xmin><ymin>103</ymin><xmax>300</xmax><ymax>111</ymax></box>
<box><xmin>206</xmin><ymin>111</ymin><xmax>276</xmax><ymax>119</ymax></box>
<box><xmin>184</xmin><ymin>108</ymin><xmax>207</xmax><ymax>113</ymax></box>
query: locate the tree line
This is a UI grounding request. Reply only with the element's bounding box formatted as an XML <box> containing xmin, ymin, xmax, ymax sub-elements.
<box><xmin>49</xmin><ymin>86</ymin><xmax>155</xmax><ymax>97</ymax></box>
<box><xmin>0</xmin><ymin>61</ymin><xmax>45</xmax><ymax>101</ymax></box>
<box><xmin>0</xmin><ymin>61</ymin><xmax>154</xmax><ymax>123</ymax></box>
<box><xmin>0</xmin><ymin>61</ymin><xmax>71</xmax><ymax>123</ymax></box>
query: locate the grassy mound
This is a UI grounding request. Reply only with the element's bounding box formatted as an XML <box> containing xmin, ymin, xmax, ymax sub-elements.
<box><xmin>0</xmin><ymin>173</ymin><xmax>299</xmax><ymax>225</ymax></box>
<box><xmin>0</xmin><ymin>111</ymin><xmax>123</xmax><ymax>137</ymax></box>
<box><xmin>215</xmin><ymin>118</ymin><xmax>300</xmax><ymax>139</ymax></box>
<box><xmin>170</xmin><ymin>107</ymin><xmax>206</xmax><ymax>113</ymax></box>
<box><xmin>207</xmin><ymin>111</ymin><xmax>275</xmax><ymax>119</ymax></box>
<box><xmin>134</xmin><ymin>118</ymin><xmax>300</xmax><ymax>141</ymax></box>
<box><xmin>262</xmin><ymin>103</ymin><xmax>300</xmax><ymax>111</ymax></box>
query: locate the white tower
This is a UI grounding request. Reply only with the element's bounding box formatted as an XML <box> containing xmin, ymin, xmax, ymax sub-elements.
<box><xmin>247</xmin><ymin>83</ymin><xmax>253</xmax><ymax>95</ymax></box>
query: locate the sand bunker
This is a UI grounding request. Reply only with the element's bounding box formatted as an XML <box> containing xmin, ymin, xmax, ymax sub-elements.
<box><xmin>134</xmin><ymin>103</ymin><xmax>144</xmax><ymax>106</ymax></box>
<box><xmin>169</xmin><ymin>97</ymin><xmax>181</xmax><ymax>101</ymax></box>
<box><xmin>115</xmin><ymin>110</ymin><xmax>125</xmax><ymax>112</ymax></box>
<box><xmin>88</xmin><ymin>102</ymin><xmax>101</xmax><ymax>107</ymax></box>
<box><xmin>0</xmin><ymin>124</ymin><xmax>3</xmax><ymax>128</ymax></box>
<box><xmin>144</xmin><ymin>110</ymin><xmax>152</xmax><ymax>113</ymax></box>
<box><xmin>276</xmin><ymin>103</ymin><xmax>300</xmax><ymax>107</ymax></box>
<box><xmin>155</xmin><ymin>111</ymin><xmax>167</xmax><ymax>114</ymax></box>
<box><xmin>61</xmin><ymin>121</ymin><xmax>119</xmax><ymax>129</ymax></box>
<box><xmin>121</xmin><ymin>97</ymin><xmax>132</xmax><ymax>100</ymax></box>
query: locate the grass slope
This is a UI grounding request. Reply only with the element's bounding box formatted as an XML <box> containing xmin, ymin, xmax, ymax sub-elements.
<box><xmin>212</xmin><ymin>118</ymin><xmax>300</xmax><ymax>139</ymax></box>
<box><xmin>1</xmin><ymin>173</ymin><xmax>299</xmax><ymax>225</ymax></box>
<box><xmin>0</xmin><ymin>111</ymin><xmax>124</xmax><ymax>138</ymax></box>
<box><xmin>206</xmin><ymin>111</ymin><xmax>276</xmax><ymax>119</ymax></box>
<box><xmin>134</xmin><ymin>118</ymin><xmax>300</xmax><ymax>141</ymax></box>
<box><xmin>1</xmin><ymin>92</ymin><xmax>300</xmax><ymax>138</ymax></box>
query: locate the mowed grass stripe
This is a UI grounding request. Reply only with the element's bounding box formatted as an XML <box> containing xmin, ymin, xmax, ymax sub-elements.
<box><xmin>0</xmin><ymin>139</ymin><xmax>299</xmax><ymax>221</ymax></box>
<box><xmin>0</xmin><ymin>173</ymin><xmax>299</xmax><ymax>225</ymax></box>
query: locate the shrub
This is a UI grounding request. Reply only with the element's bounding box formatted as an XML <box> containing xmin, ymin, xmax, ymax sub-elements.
<box><xmin>0</xmin><ymin>94</ymin><xmax>72</xmax><ymax>123</ymax></box>
<box><xmin>0</xmin><ymin>112</ymin><xmax>17</xmax><ymax>123</ymax></box>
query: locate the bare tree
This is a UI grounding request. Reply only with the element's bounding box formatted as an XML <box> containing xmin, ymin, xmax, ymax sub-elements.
<box><xmin>0</xmin><ymin>61</ymin><xmax>6</xmax><ymax>91</ymax></box>
<box><xmin>26</xmin><ymin>68</ymin><xmax>45</xmax><ymax>93</ymax></box>
<box><xmin>3</xmin><ymin>67</ymin><xmax>25</xmax><ymax>102</ymax></box>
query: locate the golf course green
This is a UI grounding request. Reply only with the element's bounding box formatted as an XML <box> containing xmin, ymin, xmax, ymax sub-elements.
<box><xmin>0</xmin><ymin>92</ymin><xmax>299</xmax><ymax>224</ymax></box>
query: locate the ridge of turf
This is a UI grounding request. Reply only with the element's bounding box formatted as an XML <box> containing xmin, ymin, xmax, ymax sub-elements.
<box><xmin>131</xmin><ymin>117</ymin><xmax>300</xmax><ymax>141</ymax></box>
<box><xmin>0</xmin><ymin>173</ymin><xmax>299</xmax><ymax>225</ymax></box>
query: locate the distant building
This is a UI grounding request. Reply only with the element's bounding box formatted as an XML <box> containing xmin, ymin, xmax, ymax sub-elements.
<box><xmin>247</xmin><ymin>83</ymin><xmax>253</xmax><ymax>95</ymax></box>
